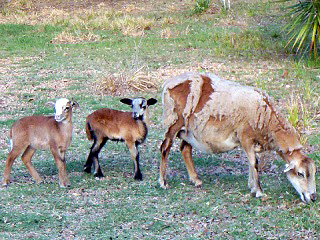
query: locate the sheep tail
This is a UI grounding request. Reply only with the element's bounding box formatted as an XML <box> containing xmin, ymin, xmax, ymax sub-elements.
<box><xmin>85</xmin><ymin>121</ymin><xmax>94</xmax><ymax>141</ymax></box>
<box><xmin>9</xmin><ymin>127</ymin><xmax>13</xmax><ymax>151</ymax></box>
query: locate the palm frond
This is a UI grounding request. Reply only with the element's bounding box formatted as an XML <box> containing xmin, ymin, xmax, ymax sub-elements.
<box><xmin>282</xmin><ymin>0</ymin><xmax>320</xmax><ymax>57</ymax></box>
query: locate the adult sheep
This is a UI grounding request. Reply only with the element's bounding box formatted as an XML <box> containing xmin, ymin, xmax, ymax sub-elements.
<box><xmin>159</xmin><ymin>72</ymin><xmax>316</xmax><ymax>203</ymax></box>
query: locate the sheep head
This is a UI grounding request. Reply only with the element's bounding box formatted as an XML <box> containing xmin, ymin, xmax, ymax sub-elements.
<box><xmin>282</xmin><ymin>151</ymin><xmax>317</xmax><ymax>203</ymax></box>
<box><xmin>51</xmin><ymin>98</ymin><xmax>79</xmax><ymax>122</ymax></box>
<box><xmin>120</xmin><ymin>97</ymin><xmax>157</xmax><ymax>120</ymax></box>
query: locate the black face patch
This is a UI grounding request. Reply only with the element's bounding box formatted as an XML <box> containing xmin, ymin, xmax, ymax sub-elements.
<box><xmin>139</xmin><ymin>101</ymin><xmax>147</xmax><ymax>109</ymax></box>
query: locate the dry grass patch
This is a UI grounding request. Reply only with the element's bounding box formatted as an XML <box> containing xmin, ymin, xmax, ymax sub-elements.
<box><xmin>160</xmin><ymin>28</ymin><xmax>174</xmax><ymax>39</ymax></box>
<box><xmin>0</xmin><ymin>0</ymin><xmax>180</xmax><ymax>32</ymax></box>
<box><xmin>111</xmin><ymin>15</ymin><xmax>155</xmax><ymax>36</ymax></box>
<box><xmin>96</xmin><ymin>67</ymin><xmax>159</xmax><ymax>96</ymax></box>
<box><xmin>51</xmin><ymin>31</ymin><xmax>101</xmax><ymax>44</ymax></box>
<box><xmin>0</xmin><ymin>6</ymin><xmax>157</xmax><ymax>36</ymax></box>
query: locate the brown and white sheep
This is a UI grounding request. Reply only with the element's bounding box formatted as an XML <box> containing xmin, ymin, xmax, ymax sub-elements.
<box><xmin>3</xmin><ymin>98</ymin><xmax>79</xmax><ymax>187</ymax></box>
<box><xmin>84</xmin><ymin>97</ymin><xmax>157</xmax><ymax>180</ymax></box>
<box><xmin>159</xmin><ymin>72</ymin><xmax>316</xmax><ymax>203</ymax></box>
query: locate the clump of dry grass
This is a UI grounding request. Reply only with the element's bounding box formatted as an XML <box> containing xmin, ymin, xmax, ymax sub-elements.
<box><xmin>160</xmin><ymin>25</ymin><xmax>191</xmax><ymax>39</ymax></box>
<box><xmin>96</xmin><ymin>66</ymin><xmax>159</xmax><ymax>96</ymax></box>
<box><xmin>111</xmin><ymin>15</ymin><xmax>154</xmax><ymax>36</ymax></box>
<box><xmin>51</xmin><ymin>31</ymin><xmax>101</xmax><ymax>44</ymax></box>
<box><xmin>160</xmin><ymin>28</ymin><xmax>173</xmax><ymax>39</ymax></box>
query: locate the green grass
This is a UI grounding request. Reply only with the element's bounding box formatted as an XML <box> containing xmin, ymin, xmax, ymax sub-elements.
<box><xmin>0</xmin><ymin>0</ymin><xmax>320</xmax><ymax>239</ymax></box>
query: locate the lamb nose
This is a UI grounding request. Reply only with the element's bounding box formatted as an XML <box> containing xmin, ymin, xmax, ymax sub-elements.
<box><xmin>311</xmin><ymin>193</ymin><xmax>317</xmax><ymax>202</ymax></box>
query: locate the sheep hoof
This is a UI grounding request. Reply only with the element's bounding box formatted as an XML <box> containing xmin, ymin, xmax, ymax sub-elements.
<box><xmin>83</xmin><ymin>166</ymin><xmax>92</xmax><ymax>174</ymax></box>
<box><xmin>192</xmin><ymin>178</ymin><xmax>203</xmax><ymax>188</ymax></box>
<box><xmin>59</xmin><ymin>184</ymin><xmax>70</xmax><ymax>188</ymax></box>
<box><xmin>159</xmin><ymin>179</ymin><xmax>169</xmax><ymax>189</ymax></box>
<box><xmin>250</xmin><ymin>189</ymin><xmax>264</xmax><ymax>198</ymax></box>
<box><xmin>134</xmin><ymin>172</ymin><xmax>143</xmax><ymax>181</ymax></box>
<box><xmin>160</xmin><ymin>184</ymin><xmax>169</xmax><ymax>189</ymax></box>
<box><xmin>35</xmin><ymin>178</ymin><xmax>43</xmax><ymax>184</ymax></box>
<box><xmin>255</xmin><ymin>191</ymin><xmax>265</xmax><ymax>198</ymax></box>
<box><xmin>93</xmin><ymin>172</ymin><xmax>104</xmax><ymax>178</ymax></box>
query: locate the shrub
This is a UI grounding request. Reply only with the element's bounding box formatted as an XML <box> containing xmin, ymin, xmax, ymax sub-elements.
<box><xmin>192</xmin><ymin>0</ymin><xmax>211</xmax><ymax>15</ymax></box>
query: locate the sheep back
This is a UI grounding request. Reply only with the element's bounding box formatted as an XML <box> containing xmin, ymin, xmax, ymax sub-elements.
<box><xmin>162</xmin><ymin>72</ymin><xmax>302</xmax><ymax>153</ymax></box>
<box><xmin>86</xmin><ymin>109</ymin><xmax>147</xmax><ymax>144</ymax></box>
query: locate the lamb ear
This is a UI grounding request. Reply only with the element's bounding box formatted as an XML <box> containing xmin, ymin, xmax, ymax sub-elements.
<box><xmin>70</xmin><ymin>99</ymin><xmax>79</xmax><ymax>108</ymax></box>
<box><xmin>120</xmin><ymin>98</ymin><xmax>132</xmax><ymax>105</ymax></box>
<box><xmin>284</xmin><ymin>162</ymin><xmax>295</xmax><ymax>173</ymax></box>
<box><xmin>147</xmin><ymin>98</ymin><xmax>157</xmax><ymax>106</ymax></box>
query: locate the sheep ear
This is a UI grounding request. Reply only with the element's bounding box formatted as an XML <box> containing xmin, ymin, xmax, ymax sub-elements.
<box><xmin>147</xmin><ymin>98</ymin><xmax>157</xmax><ymax>106</ymax></box>
<box><xmin>284</xmin><ymin>162</ymin><xmax>295</xmax><ymax>173</ymax></box>
<box><xmin>120</xmin><ymin>98</ymin><xmax>132</xmax><ymax>105</ymax></box>
<box><xmin>45</xmin><ymin>101</ymin><xmax>55</xmax><ymax>107</ymax></box>
<box><xmin>70</xmin><ymin>99</ymin><xmax>79</xmax><ymax>108</ymax></box>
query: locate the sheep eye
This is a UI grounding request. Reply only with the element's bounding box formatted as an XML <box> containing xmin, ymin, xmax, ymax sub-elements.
<box><xmin>297</xmin><ymin>172</ymin><xmax>305</xmax><ymax>178</ymax></box>
<box><xmin>64</xmin><ymin>107</ymin><xmax>70</xmax><ymax>111</ymax></box>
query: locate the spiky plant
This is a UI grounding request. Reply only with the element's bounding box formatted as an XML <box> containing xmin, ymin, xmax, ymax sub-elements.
<box><xmin>282</xmin><ymin>0</ymin><xmax>320</xmax><ymax>58</ymax></box>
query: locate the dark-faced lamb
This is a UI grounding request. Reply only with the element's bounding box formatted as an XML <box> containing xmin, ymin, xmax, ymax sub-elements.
<box><xmin>160</xmin><ymin>72</ymin><xmax>316</xmax><ymax>203</ymax></box>
<box><xmin>3</xmin><ymin>98</ymin><xmax>79</xmax><ymax>187</ymax></box>
<box><xmin>84</xmin><ymin>97</ymin><xmax>157</xmax><ymax>180</ymax></box>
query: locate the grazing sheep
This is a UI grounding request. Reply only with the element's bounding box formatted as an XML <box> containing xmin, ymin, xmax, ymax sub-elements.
<box><xmin>84</xmin><ymin>97</ymin><xmax>157</xmax><ymax>180</ymax></box>
<box><xmin>3</xmin><ymin>98</ymin><xmax>79</xmax><ymax>187</ymax></box>
<box><xmin>159</xmin><ymin>72</ymin><xmax>316</xmax><ymax>203</ymax></box>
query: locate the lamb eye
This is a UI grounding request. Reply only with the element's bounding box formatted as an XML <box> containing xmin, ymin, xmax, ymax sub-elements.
<box><xmin>297</xmin><ymin>172</ymin><xmax>305</xmax><ymax>178</ymax></box>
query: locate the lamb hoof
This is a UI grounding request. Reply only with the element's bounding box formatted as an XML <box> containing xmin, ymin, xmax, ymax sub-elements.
<box><xmin>35</xmin><ymin>178</ymin><xmax>43</xmax><ymax>184</ymax></box>
<box><xmin>59</xmin><ymin>182</ymin><xmax>71</xmax><ymax>188</ymax></box>
<box><xmin>159</xmin><ymin>179</ymin><xmax>169</xmax><ymax>189</ymax></box>
<box><xmin>83</xmin><ymin>166</ymin><xmax>92</xmax><ymax>174</ymax></box>
<box><xmin>192</xmin><ymin>178</ymin><xmax>203</xmax><ymax>188</ymax></box>
<box><xmin>134</xmin><ymin>172</ymin><xmax>143</xmax><ymax>181</ymax></box>
<box><xmin>93</xmin><ymin>172</ymin><xmax>104</xmax><ymax>179</ymax></box>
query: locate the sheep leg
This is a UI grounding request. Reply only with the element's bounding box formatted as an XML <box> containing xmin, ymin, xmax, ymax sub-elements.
<box><xmin>84</xmin><ymin>138</ymin><xmax>107</xmax><ymax>178</ymax></box>
<box><xmin>248</xmin><ymin>153</ymin><xmax>263</xmax><ymax>198</ymax></box>
<box><xmin>180</xmin><ymin>140</ymin><xmax>202</xmax><ymax>187</ymax></box>
<box><xmin>239</xmin><ymin>128</ymin><xmax>264</xmax><ymax>198</ymax></box>
<box><xmin>21</xmin><ymin>146</ymin><xmax>42</xmax><ymax>184</ymax></box>
<box><xmin>2</xmin><ymin>147</ymin><xmax>23</xmax><ymax>186</ymax></box>
<box><xmin>127</xmin><ymin>142</ymin><xmax>142</xmax><ymax>180</ymax></box>
<box><xmin>159</xmin><ymin>118</ymin><xmax>184</xmax><ymax>189</ymax></box>
<box><xmin>159</xmin><ymin>137</ymin><xmax>172</xmax><ymax>188</ymax></box>
<box><xmin>50</xmin><ymin>145</ymin><xmax>70</xmax><ymax>188</ymax></box>
<box><xmin>243</xmin><ymin>146</ymin><xmax>263</xmax><ymax>198</ymax></box>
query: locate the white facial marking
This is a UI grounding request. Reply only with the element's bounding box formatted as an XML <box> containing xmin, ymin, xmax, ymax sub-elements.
<box><xmin>286</xmin><ymin>161</ymin><xmax>316</xmax><ymax>203</ymax></box>
<box><xmin>287</xmin><ymin>175</ymin><xmax>306</xmax><ymax>202</ymax></box>
<box><xmin>131</xmin><ymin>98</ymin><xmax>146</xmax><ymax>119</ymax></box>
<box><xmin>54</xmin><ymin>98</ymin><xmax>70</xmax><ymax>122</ymax></box>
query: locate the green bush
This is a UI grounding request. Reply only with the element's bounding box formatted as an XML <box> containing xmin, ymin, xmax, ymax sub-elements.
<box><xmin>192</xmin><ymin>0</ymin><xmax>211</xmax><ymax>15</ymax></box>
